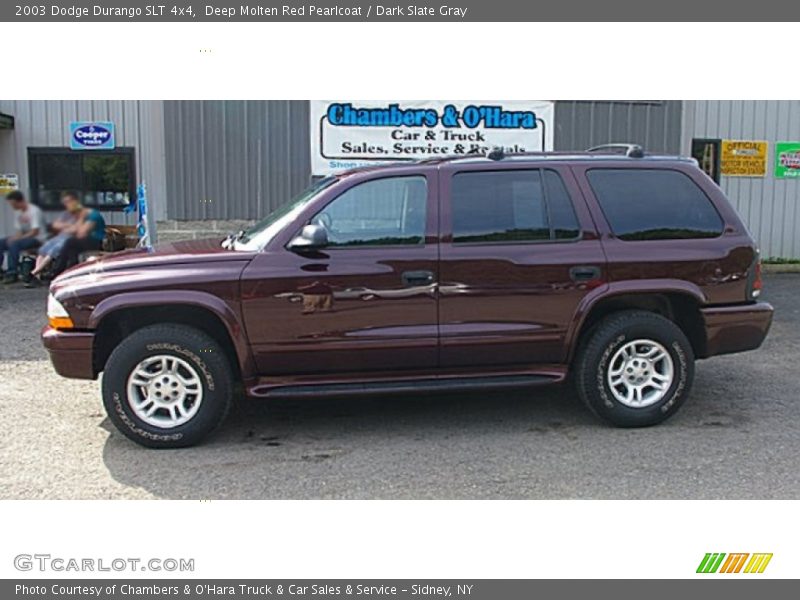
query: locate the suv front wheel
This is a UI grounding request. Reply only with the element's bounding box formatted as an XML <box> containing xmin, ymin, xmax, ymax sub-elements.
<box><xmin>574</xmin><ymin>310</ymin><xmax>695</xmax><ymax>427</ymax></box>
<box><xmin>102</xmin><ymin>324</ymin><xmax>233</xmax><ymax>448</ymax></box>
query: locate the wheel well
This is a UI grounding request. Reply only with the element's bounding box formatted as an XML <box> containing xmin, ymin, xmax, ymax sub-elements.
<box><xmin>576</xmin><ymin>293</ymin><xmax>707</xmax><ymax>358</ymax></box>
<box><xmin>92</xmin><ymin>305</ymin><xmax>242</xmax><ymax>378</ymax></box>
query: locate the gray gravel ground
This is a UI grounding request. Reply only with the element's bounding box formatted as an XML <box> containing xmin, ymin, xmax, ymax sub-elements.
<box><xmin>1</xmin><ymin>274</ymin><xmax>798</xmax><ymax>499</ymax></box>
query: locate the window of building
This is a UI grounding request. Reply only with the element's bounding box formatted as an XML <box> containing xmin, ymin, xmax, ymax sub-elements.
<box><xmin>312</xmin><ymin>176</ymin><xmax>427</xmax><ymax>247</ymax></box>
<box><xmin>28</xmin><ymin>147</ymin><xmax>136</xmax><ymax>211</ymax></box>
<box><xmin>586</xmin><ymin>168</ymin><xmax>723</xmax><ymax>241</ymax></box>
<box><xmin>451</xmin><ymin>169</ymin><xmax>580</xmax><ymax>243</ymax></box>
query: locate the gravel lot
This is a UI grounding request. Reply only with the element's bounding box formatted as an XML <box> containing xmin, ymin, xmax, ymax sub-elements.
<box><xmin>1</xmin><ymin>274</ymin><xmax>798</xmax><ymax>499</ymax></box>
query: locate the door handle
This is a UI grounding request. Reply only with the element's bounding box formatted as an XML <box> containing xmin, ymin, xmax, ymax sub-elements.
<box><xmin>569</xmin><ymin>265</ymin><xmax>602</xmax><ymax>282</ymax></box>
<box><xmin>401</xmin><ymin>270</ymin><xmax>435</xmax><ymax>287</ymax></box>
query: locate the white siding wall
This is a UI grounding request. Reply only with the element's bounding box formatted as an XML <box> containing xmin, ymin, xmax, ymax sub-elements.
<box><xmin>682</xmin><ymin>101</ymin><xmax>800</xmax><ymax>258</ymax></box>
<box><xmin>0</xmin><ymin>100</ymin><xmax>167</xmax><ymax>238</ymax></box>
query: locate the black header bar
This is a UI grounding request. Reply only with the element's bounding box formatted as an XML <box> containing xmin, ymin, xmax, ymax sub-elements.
<box><xmin>4</xmin><ymin>1</ymin><xmax>799</xmax><ymax>21</ymax></box>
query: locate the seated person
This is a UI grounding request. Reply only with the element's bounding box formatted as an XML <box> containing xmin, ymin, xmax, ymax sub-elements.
<box><xmin>26</xmin><ymin>191</ymin><xmax>82</xmax><ymax>286</ymax></box>
<box><xmin>1</xmin><ymin>191</ymin><xmax>45</xmax><ymax>284</ymax></box>
<box><xmin>51</xmin><ymin>193</ymin><xmax>106</xmax><ymax>277</ymax></box>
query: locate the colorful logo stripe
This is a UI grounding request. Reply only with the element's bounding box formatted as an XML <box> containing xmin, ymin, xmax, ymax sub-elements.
<box><xmin>697</xmin><ymin>553</ymin><xmax>726</xmax><ymax>573</ymax></box>
<box><xmin>697</xmin><ymin>553</ymin><xmax>773</xmax><ymax>574</ymax></box>
<box><xmin>719</xmin><ymin>553</ymin><xmax>749</xmax><ymax>573</ymax></box>
<box><xmin>744</xmin><ymin>553</ymin><xmax>773</xmax><ymax>573</ymax></box>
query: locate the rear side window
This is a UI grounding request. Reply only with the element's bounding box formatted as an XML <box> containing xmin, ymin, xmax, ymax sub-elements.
<box><xmin>587</xmin><ymin>168</ymin><xmax>723</xmax><ymax>241</ymax></box>
<box><xmin>451</xmin><ymin>169</ymin><xmax>580</xmax><ymax>243</ymax></box>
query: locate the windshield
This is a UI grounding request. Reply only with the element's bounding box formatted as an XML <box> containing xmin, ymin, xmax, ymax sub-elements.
<box><xmin>230</xmin><ymin>176</ymin><xmax>337</xmax><ymax>251</ymax></box>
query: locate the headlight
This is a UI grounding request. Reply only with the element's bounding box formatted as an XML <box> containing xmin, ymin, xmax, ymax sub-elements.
<box><xmin>47</xmin><ymin>294</ymin><xmax>74</xmax><ymax>330</ymax></box>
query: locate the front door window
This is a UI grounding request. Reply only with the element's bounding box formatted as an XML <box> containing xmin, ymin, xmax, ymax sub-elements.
<box><xmin>311</xmin><ymin>176</ymin><xmax>428</xmax><ymax>247</ymax></box>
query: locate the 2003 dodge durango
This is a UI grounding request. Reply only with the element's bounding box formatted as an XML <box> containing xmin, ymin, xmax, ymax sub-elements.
<box><xmin>42</xmin><ymin>148</ymin><xmax>774</xmax><ymax>448</ymax></box>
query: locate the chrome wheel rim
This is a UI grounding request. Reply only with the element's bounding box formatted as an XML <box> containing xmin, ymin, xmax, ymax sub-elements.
<box><xmin>126</xmin><ymin>355</ymin><xmax>203</xmax><ymax>429</ymax></box>
<box><xmin>607</xmin><ymin>339</ymin><xmax>674</xmax><ymax>408</ymax></box>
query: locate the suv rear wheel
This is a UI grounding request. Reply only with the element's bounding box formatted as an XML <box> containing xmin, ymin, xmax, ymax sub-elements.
<box><xmin>574</xmin><ymin>310</ymin><xmax>694</xmax><ymax>427</ymax></box>
<box><xmin>102</xmin><ymin>324</ymin><xmax>233</xmax><ymax>448</ymax></box>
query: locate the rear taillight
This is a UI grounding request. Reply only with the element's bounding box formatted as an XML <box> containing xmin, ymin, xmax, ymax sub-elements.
<box><xmin>748</xmin><ymin>256</ymin><xmax>763</xmax><ymax>299</ymax></box>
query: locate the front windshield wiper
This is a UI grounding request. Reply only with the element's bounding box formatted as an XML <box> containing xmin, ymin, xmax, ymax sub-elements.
<box><xmin>222</xmin><ymin>229</ymin><xmax>247</xmax><ymax>249</ymax></box>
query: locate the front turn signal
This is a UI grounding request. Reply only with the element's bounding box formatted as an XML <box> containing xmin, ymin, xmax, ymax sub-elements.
<box><xmin>47</xmin><ymin>294</ymin><xmax>74</xmax><ymax>330</ymax></box>
<box><xmin>48</xmin><ymin>316</ymin><xmax>75</xmax><ymax>330</ymax></box>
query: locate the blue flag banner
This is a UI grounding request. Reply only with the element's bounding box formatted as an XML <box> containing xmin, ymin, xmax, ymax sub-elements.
<box><xmin>136</xmin><ymin>183</ymin><xmax>151</xmax><ymax>249</ymax></box>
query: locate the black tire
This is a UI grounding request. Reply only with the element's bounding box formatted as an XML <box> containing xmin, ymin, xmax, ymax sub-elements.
<box><xmin>574</xmin><ymin>310</ymin><xmax>694</xmax><ymax>427</ymax></box>
<box><xmin>102</xmin><ymin>324</ymin><xmax>233</xmax><ymax>448</ymax></box>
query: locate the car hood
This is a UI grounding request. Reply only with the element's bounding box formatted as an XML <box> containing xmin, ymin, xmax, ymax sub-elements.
<box><xmin>54</xmin><ymin>238</ymin><xmax>256</xmax><ymax>282</ymax></box>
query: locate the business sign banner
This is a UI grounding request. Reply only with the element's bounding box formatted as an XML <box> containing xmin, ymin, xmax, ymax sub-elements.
<box><xmin>69</xmin><ymin>121</ymin><xmax>115</xmax><ymax>150</ymax></box>
<box><xmin>720</xmin><ymin>139</ymin><xmax>768</xmax><ymax>177</ymax></box>
<box><xmin>775</xmin><ymin>142</ymin><xmax>800</xmax><ymax>179</ymax></box>
<box><xmin>310</xmin><ymin>100</ymin><xmax>555</xmax><ymax>175</ymax></box>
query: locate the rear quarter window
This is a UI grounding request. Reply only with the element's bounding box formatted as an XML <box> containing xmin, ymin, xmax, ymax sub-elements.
<box><xmin>586</xmin><ymin>168</ymin><xmax>723</xmax><ymax>241</ymax></box>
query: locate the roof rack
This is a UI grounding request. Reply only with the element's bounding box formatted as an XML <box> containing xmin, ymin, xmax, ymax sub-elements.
<box><xmin>370</xmin><ymin>143</ymin><xmax>690</xmax><ymax>169</ymax></box>
<box><xmin>477</xmin><ymin>143</ymin><xmax>647</xmax><ymax>162</ymax></box>
<box><xmin>586</xmin><ymin>143</ymin><xmax>645</xmax><ymax>158</ymax></box>
<box><xmin>419</xmin><ymin>148</ymin><xmax>592</xmax><ymax>164</ymax></box>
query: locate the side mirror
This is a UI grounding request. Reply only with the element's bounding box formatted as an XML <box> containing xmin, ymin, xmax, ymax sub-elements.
<box><xmin>288</xmin><ymin>224</ymin><xmax>328</xmax><ymax>250</ymax></box>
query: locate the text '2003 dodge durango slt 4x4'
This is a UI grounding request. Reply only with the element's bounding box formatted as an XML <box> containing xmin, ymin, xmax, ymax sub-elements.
<box><xmin>42</xmin><ymin>147</ymin><xmax>774</xmax><ymax>448</ymax></box>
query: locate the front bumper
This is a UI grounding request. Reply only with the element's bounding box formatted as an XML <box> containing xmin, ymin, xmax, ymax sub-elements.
<box><xmin>41</xmin><ymin>326</ymin><xmax>96</xmax><ymax>380</ymax></box>
<box><xmin>701</xmin><ymin>301</ymin><xmax>773</xmax><ymax>358</ymax></box>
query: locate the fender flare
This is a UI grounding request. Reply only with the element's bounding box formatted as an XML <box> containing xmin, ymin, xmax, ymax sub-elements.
<box><xmin>89</xmin><ymin>290</ymin><xmax>256</xmax><ymax>379</ymax></box>
<box><xmin>564</xmin><ymin>279</ymin><xmax>708</xmax><ymax>362</ymax></box>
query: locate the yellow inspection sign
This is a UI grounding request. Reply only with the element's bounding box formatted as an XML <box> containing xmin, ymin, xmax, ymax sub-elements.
<box><xmin>720</xmin><ymin>140</ymin><xmax>768</xmax><ymax>177</ymax></box>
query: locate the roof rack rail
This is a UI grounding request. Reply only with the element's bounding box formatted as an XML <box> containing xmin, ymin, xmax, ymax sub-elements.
<box><xmin>486</xmin><ymin>146</ymin><xmax>506</xmax><ymax>161</ymax></box>
<box><xmin>405</xmin><ymin>145</ymin><xmax>689</xmax><ymax>167</ymax></box>
<box><xmin>586</xmin><ymin>143</ymin><xmax>645</xmax><ymax>158</ymax></box>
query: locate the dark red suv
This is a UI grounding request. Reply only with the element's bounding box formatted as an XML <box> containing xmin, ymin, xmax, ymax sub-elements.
<box><xmin>42</xmin><ymin>148</ymin><xmax>773</xmax><ymax>447</ymax></box>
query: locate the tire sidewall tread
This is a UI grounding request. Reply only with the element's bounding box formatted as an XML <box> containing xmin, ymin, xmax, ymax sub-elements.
<box><xmin>101</xmin><ymin>324</ymin><xmax>233</xmax><ymax>448</ymax></box>
<box><xmin>575</xmin><ymin>310</ymin><xmax>695</xmax><ymax>427</ymax></box>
